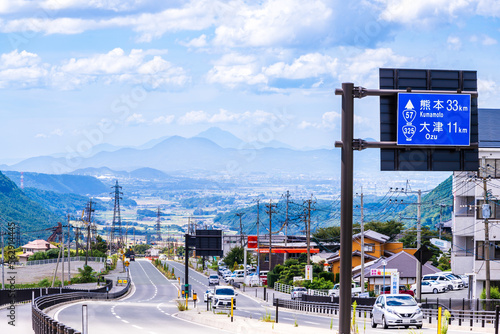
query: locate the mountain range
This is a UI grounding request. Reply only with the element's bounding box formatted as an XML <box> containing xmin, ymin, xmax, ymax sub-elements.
<box><xmin>1</xmin><ymin>130</ymin><xmax>343</xmax><ymax>176</ymax></box>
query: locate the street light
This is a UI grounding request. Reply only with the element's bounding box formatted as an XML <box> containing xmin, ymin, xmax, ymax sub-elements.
<box><xmin>382</xmin><ymin>259</ymin><xmax>387</xmax><ymax>294</ymax></box>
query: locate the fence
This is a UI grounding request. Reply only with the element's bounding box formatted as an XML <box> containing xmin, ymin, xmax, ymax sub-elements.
<box><xmin>32</xmin><ymin>280</ymin><xmax>131</xmax><ymax>334</ymax></box>
<box><xmin>274</xmin><ymin>282</ymin><xmax>329</xmax><ymax>296</ymax></box>
<box><xmin>273</xmin><ymin>297</ymin><xmax>500</xmax><ymax>328</ymax></box>
<box><xmin>26</xmin><ymin>256</ymin><xmax>105</xmax><ymax>266</ymax></box>
<box><xmin>0</xmin><ymin>280</ymin><xmax>113</xmax><ymax>307</ymax></box>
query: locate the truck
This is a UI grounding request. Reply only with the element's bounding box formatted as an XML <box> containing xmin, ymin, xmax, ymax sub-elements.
<box><xmin>212</xmin><ymin>286</ymin><xmax>237</xmax><ymax>309</ymax></box>
<box><xmin>329</xmin><ymin>282</ymin><xmax>362</xmax><ymax>297</ymax></box>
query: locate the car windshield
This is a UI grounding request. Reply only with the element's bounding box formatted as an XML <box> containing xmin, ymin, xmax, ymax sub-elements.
<box><xmin>210</xmin><ymin>275</ymin><xmax>218</xmax><ymax>279</ymax></box>
<box><xmin>294</xmin><ymin>288</ymin><xmax>306</xmax><ymax>291</ymax></box>
<box><xmin>386</xmin><ymin>296</ymin><xmax>417</xmax><ymax>306</ymax></box>
<box><xmin>216</xmin><ymin>288</ymin><xmax>235</xmax><ymax>296</ymax></box>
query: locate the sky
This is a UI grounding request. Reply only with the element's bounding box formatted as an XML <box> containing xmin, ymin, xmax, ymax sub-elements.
<box><xmin>0</xmin><ymin>0</ymin><xmax>499</xmax><ymax>164</ymax></box>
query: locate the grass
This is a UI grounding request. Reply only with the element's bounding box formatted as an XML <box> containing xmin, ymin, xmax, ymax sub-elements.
<box><xmin>261</xmin><ymin>311</ymin><xmax>275</xmax><ymax>323</ymax></box>
<box><xmin>176</xmin><ymin>300</ymin><xmax>188</xmax><ymax>311</ymax></box>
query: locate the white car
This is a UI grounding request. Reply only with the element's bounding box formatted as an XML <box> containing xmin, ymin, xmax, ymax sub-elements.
<box><xmin>204</xmin><ymin>288</ymin><xmax>214</xmax><ymax>302</ymax></box>
<box><xmin>371</xmin><ymin>294</ymin><xmax>423</xmax><ymax>329</ymax></box>
<box><xmin>291</xmin><ymin>287</ymin><xmax>307</xmax><ymax>300</ymax></box>
<box><xmin>208</xmin><ymin>274</ymin><xmax>219</xmax><ymax>285</ymax></box>
<box><xmin>411</xmin><ymin>280</ymin><xmax>447</xmax><ymax>294</ymax></box>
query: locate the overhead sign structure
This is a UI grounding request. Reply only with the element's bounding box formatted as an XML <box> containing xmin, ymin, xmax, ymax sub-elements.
<box><xmin>397</xmin><ymin>93</ymin><xmax>471</xmax><ymax>146</ymax></box>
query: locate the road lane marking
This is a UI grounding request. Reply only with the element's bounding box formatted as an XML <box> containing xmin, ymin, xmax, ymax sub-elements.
<box><xmin>132</xmin><ymin>325</ymin><xmax>142</xmax><ymax>329</ymax></box>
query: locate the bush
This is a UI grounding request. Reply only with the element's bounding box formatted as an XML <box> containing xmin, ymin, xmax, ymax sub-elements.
<box><xmin>480</xmin><ymin>286</ymin><xmax>500</xmax><ymax>299</ymax></box>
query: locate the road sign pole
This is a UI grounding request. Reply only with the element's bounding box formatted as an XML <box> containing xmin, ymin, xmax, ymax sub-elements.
<box><xmin>339</xmin><ymin>82</ymin><xmax>354</xmax><ymax>334</ymax></box>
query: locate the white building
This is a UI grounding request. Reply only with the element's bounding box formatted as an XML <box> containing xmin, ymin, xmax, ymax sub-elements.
<box><xmin>452</xmin><ymin>108</ymin><xmax>500</xmax><ymax>299</ymax></box>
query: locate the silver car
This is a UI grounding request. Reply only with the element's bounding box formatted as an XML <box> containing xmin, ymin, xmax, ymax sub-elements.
<box><xmin>371</xmin><ymin>294</ymin><xmax>423</xmax><ymax>329</ymax></box>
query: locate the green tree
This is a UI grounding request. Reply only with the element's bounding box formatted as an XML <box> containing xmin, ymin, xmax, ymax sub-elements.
<box><xmin>223</xmin><ymin>246</ymin><xmax>244</xmax><ymax>267</ymax></box>
<box><xmin>303</xmin><ymin>277</ymin><xmax>334</xmax><ymax>290</ymax></box>
<box><xmin>362</xmin><ymin>220</ymin><xmax>404</xmax><ymax>241</ymax></box>
<box><xmin>133</xmin><ymin>244</ymin><xmax>152</xmax><ymax>255</ymax></box>
<box><xmin>313</xmin><ymin>226</ymin><xmax>341</xmax><ymax>241</ymax></box>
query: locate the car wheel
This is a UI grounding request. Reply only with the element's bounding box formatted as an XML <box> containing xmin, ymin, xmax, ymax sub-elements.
<box><xmin>433</xmin><ymin>288</ymin><xmax>438</xmax><ymax>294</ymax></box>
<box><xmin>416</xmin><ymin>325</ymin><xmax>422</xmax><ymax>329</ymax></box>
<box><xmin>371</xmin><ymin>316</ymin><xmax>377</xmax><ymax>328</ymax></box>
<box><xmin>448</xmin><ymin>285</ymin><xmax>453</xmax><ymax>291</ymax></box>
<box><xmin>404</xmin><ymin>326</ymin><xmax>409</xmax><ymax>329</ymax></box>
<box><xmin>382</xmin><ymin>316</ymin><xmax>389</xmax><ymax>329</ymax></box>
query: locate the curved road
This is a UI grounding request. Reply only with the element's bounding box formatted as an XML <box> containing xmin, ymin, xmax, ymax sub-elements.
<box><xmin>53</xmin><ymin>259</ymin><xmax>230</xmax><ymax>333</ymax></box>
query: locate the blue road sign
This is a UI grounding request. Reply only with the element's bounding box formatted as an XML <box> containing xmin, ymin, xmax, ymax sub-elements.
<box><xmin>397</xmin><ymin>93</ymin><xmax>471</xmax><ymax>146</ymax></box>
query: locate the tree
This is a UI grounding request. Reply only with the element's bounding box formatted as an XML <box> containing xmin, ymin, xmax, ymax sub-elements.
<box><xmin>223</xmin><ymin>246</ymin><xmax>244</xmax><ymax>267</ymax></box>
<box><xmin>313</xmin><ymin>226</ymin><xmax>341</xmax><ymax>241</ymax></box>
<box><xmin>362</xmin><ymin>220</ymin><xmax>404</xmax><ymax>241</ymax></box>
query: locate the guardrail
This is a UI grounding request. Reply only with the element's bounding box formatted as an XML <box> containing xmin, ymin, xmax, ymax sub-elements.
<box><xmin>32</xmin><ymin>280</ymin><xmax>131</xmax><ymax>334</ymax></box>
<box><xmin>274</xmin><ymin>282</ymin><xmax>328</xmax><ymax>296</ymax></box>
<box><xmin>273</xmin><ymin>298</ymin><xmax>500</xmax><ymax>328</ymax></box>
<box><xmin>27</xmin><ymin>256</ymin><xmax>105</xmax><ymax>266</ymax></box>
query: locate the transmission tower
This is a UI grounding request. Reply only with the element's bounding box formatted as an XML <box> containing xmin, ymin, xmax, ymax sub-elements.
<box><xmin>111</xmin><ymin>180</ymin><xmax>123</xmax><ymax>249</ymax></box>
<box><xmin>156</xmin><ymin>206</ymin><xmax>162</xmax><ymax>242</ymax></box>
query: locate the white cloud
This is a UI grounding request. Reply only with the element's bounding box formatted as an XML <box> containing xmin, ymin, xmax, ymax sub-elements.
<box><xmin>213</xmin><ymin>0</ymin><xmax>332</xmax><ymax>47</ymax></box>
<box><xmin>0</xmin><ymin>49</ymin><xmax>48</xmax><ymax>88</ymax></box>
<box><xmin>125</xmin><ymin>113</ymin><xmax>146</xmax><ymax>124</ymax></box>
<box><xmin>34</xmin><ymin>128</ymin><xmax>64</xmax><ymax>138</ymax></box>
<box><xmin>180</xmin><ymin>34</ymin><xmax>208</xmax><ymax>48</ymax></box>
<box><xmin>298</xmin><ymin>111</ymin><xmax>341</xmax><ymax>129</ymax></box>
<box><xmin>153</xmin><ymin>115</ymin><xmax>175</xmax><ymax>124</ymax></box>
<box><xmin>476</xmin><ymin>0</ymin><xmax>500</xmax><ymax>17</ymax></box>
<box><xmin>263</xmin><ymin>53</ymin><xmax>337</xmax><ymax>79</ymax></box>
<box><xmin>206</xmin><ymin>53</ymin><xmax>267</xmax><ymax>87</ymax></box>
<box><xmin>447</xmin><ymin>36</ymin><xmax>462</xmax><ymax>50</ymax></box>
<box><xmin>178</xmin><ymin>110</ymin><xmax>209</xmax><ymax>125</ymax></box>
<box><xmin>376</xmin><ymin>0</ymin><xmax>471</xmax><ymax>26</ymax></box>
<box><xmin>0</xmin><ymin>48</ymin><xmax>188</xmax><ymax>90</ymax></box>
<box><xmin>338</xmin><ymin>48</ymin><xmax>410</xmax><ymax>85</ymax></box>
<box><xmin>41</xmin><ymin>0</ymin><xmax>148</xmax><ymax>12</ymax></box>
<box><xmin>482</xmin><ymin>35</ymin><xmax>497</xmax><ymax>45</ymax></box>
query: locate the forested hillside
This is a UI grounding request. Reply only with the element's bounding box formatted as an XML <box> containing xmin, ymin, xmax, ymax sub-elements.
<box><xmin>0</xmin><ymin>172</ymin><xmax>60</xmax><ymax>242</ymax></box>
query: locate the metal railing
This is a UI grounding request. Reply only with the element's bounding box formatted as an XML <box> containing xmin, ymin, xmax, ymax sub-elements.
<box><xmin>273</xmin><ymin>298</ymin><xmax>500</xmax><ymax>328</ymax></box>
<box><xmin>26</xmin><ymin>256</ymin><xmax>105</xmax><ymax>266</ymax></box>
<box><xmin>274</xmin><ymin>282</ymin><xmax>329</xmax><ymax>296</ymax></box>
<box><xmin>32</xmin><ymin>280</ymin><xmax>131</xmax><ymax>334</ymax></box>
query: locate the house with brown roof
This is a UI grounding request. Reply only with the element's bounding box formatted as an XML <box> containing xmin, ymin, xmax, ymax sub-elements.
<box><xmin>19</xmin><ymin>239</ymin><xmax>58</xmax><ymax>263</ymax></box>
<box><xmin>326</xmin><ymin>230</ymin><xmax>417</xmax><ymax>277</ymax></box>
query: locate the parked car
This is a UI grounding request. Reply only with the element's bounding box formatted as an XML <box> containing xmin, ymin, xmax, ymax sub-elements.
<box><xmin>259</xmin><ymin>271</ymin><xmax>269</xmax><ymax>286</ymax></box>
<box><xmin>329</xmin><ymin>282</ymin><xmax>363</xmax><ymax>297</ymax></box>
<box><xmin>371</xmin><ymin>294</ymin><xmax>423</xmax><ymax>329</ymax></box>
<box><xmin>410</xmin><ymin>280</ymin><xmax>447</xmax><ymax>294</ymax></box>
<box><xmin>291</xmin><ymin>287</ymin><xmax>307</xmax><ymax>300</ymax></box>
<box><xmin>227</xmin><ymin>273</ymin><xmax>245</xmax><ymax>285</ymax></box>
<box><xmin>208</xmin><ymin>274</ymin><xmax>219</xmax><ymax>285</ymax></box>
<box><xmin>422</xmin><ymin>273</ymin><xmax>463</xmax><ymax>290</ymax></box>
<box><xmin>458</xmin><ymin>274</ymin><xmax>469</xmax><ymax>288</ymax></box>
<box><xmin>203</xmin><ymin>288</ymin><xmax>214</xmax><ymax>302</ymax></box>
<box><xmin>380</xmin><ymin>285</ymin><xmax>414</xmax><ymax>296</ymax></box>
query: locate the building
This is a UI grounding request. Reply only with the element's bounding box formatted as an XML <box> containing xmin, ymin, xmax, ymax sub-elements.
<box><xmin>19</xmin><ymin>239</ymin><xmax>58</xmax><ymax>263</ymax></box>
<box><xmin>452</xmin><ymin>108</ymin><xmax>500</xmax><ymax>299</ymax></box>
<box><xmin>356</xmin><ymin>251</ymin><xmax>440</xmax><ymax>294</ymax></box>
<box><xmin>326</xmin><ymin>230</ymin><xmax>417</xmax><ymax>277</ymax></box>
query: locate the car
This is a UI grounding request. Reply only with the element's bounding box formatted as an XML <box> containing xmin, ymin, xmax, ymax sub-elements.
<box><xmin>227</xmin><ymin>273</ymin><xmax>245</xmax><ymax>285</ymax></box>
<box><xmin>422</xmin><ymin>273</ymin><xmax>463</xmax><ymax>290</ymax></box>
<box><xmin>208</xmin><ymin>274</ymin><xmax>219</xmax><ymax>285</ymax></box>
<box><xmin>291</xmin><ymin>287</ymin><xmax>307</xmax><ymax>300</ymax></box>
<box><xmin>371</xmin><ymin>294</ymin><xmax>423</xmax><ymax>329</ymax></box>
<box><xmin>212</xmin><ymin>286</ymin><xmax>237</xmax><ymax>309</ymax></box>
<box><xmin>458</xmin><ymin>274</ymin><xmax>469</xmax><ymax>288</ymax></box>
<box><xmin>380</xmin><ymin>285</ymin><xmax>414</xmax><ymax>296</ymax></box>
<box><xmin>410</xmin><ymin>280</ymin><xmax>447</xmax><ymax>294</ymax></box>
<box><xmin>204</xmin><ymin>288</ymin><xmax>214</xmax><ymax>302</ymax></box>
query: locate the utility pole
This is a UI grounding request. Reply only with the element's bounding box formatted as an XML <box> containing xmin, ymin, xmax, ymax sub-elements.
<box><xmin>482</xmin><ymin>156</ymin><xmax>491</xmax><ymax>299</ymax></box>
<box><xmin>284</xmin><ymin>190</ymin><xmax>290</xmax><ymax>261</ymax></box>
<box><xmin>265</xmin><ymin>200</ymin><xmax>276</xmax><ymax>271</ymax></box>
<box><xmin>235</xmin><ymin>213</ymin><xmax>244</xmax><ymax>248</ymax></box>
<box><xmin>67</xmin><ymin>215</ymin><xmax>71</xmax><ymax>281</ymax></box>
<box><xmin>360</xmin><ymin>189</ymin><xmax>365</xmax><ymax>293</ymax></box>
<box><xmin>255</xmin><ymin>199</ymin><xmax>260</xmax><ymax>275</ymax></box>
<box><xmin>84</xmin><ymin>200</ymin><xmax>95</xmax><ymax>267</ymax></box>
<box><xmin>1</xmin><ymin>225</ymin><xmax>4</xmax><ymax>290</ymax></box>
<box><xmin>304</xmin><ymin>197</ymin><xmax>315</xmax><ymax>265</ymax></box>
<box><xmin>75</xmin><ymin>227</ymin><xmax>79</xmax><ymax>258</ymax></box>
<box><xmin>416</xmin><ymin>189</ymin><xmax>422</xmax><ymax>301</ymax></box>
<box><xmin>61</xmin><ymin>223</ymin><xmax>65</xmax><ymax>287</ymax></box>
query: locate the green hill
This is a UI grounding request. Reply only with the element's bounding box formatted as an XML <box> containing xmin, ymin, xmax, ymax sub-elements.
<box><xmin>2</xmin><ymin>171</ymin><xmax>108</xmax><ymax>196</ymax></box>
<box><xmin>0</xmin><ymin>172</ymin><xmax>60</xmax><ymax>243</ymax></box>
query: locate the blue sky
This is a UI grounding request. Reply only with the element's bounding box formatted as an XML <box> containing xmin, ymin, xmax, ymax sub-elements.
<box><xmin>0</xmin><ymin>0</ymin><xmax>499</xmax><ymax>164</ymax></box>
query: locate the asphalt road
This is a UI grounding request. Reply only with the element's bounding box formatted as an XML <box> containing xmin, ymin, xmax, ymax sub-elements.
<box><xmin>51</xmin><ymin>259</ymin><xmax>232</xmax><ymax>334</ymax></box>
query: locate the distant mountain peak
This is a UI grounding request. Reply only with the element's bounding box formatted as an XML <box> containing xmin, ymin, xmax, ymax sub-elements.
<box><xmin>194</xmin><ymin>127</ymin><xmax>244</xmax><ymax>149</ymax></box>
